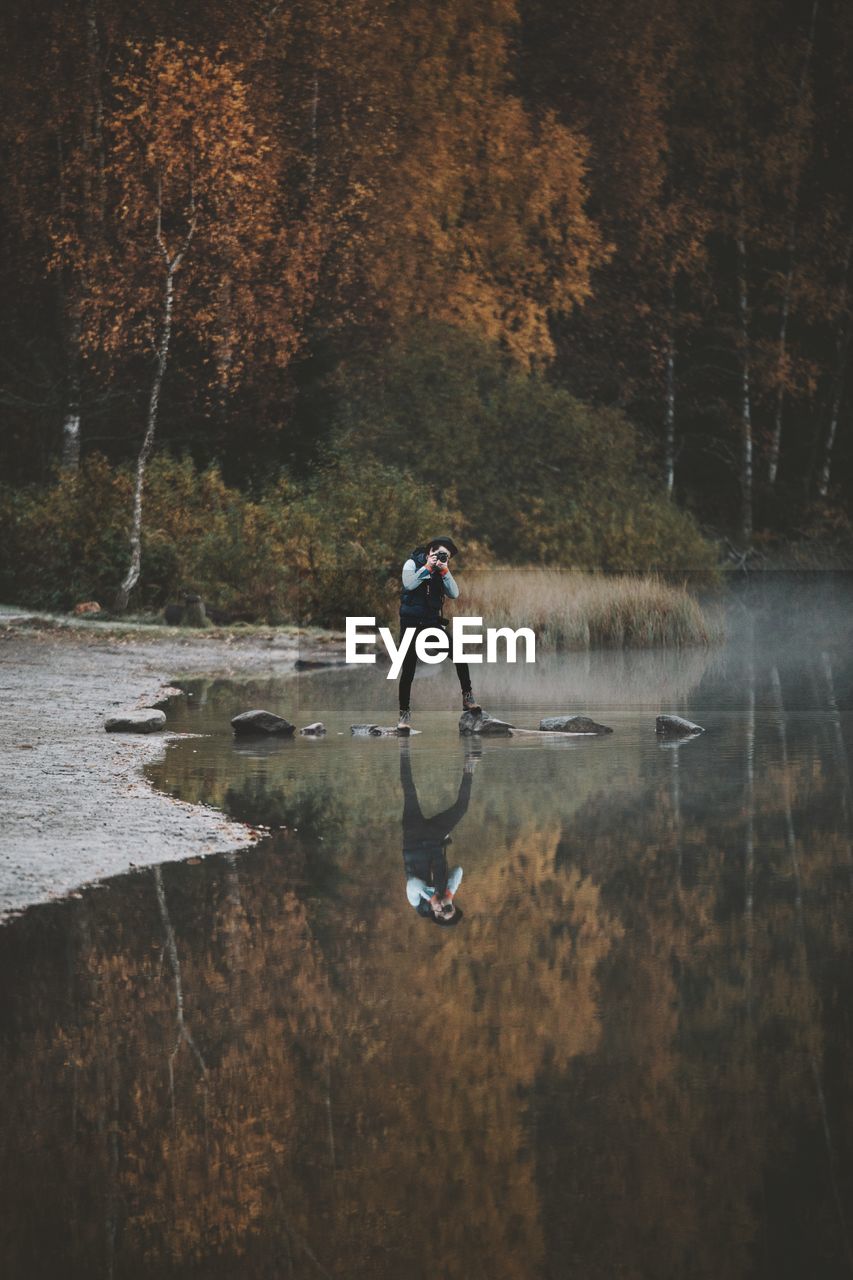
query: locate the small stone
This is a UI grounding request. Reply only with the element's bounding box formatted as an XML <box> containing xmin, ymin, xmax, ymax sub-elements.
<box><xmin>148</xmin><ymin>686</ymin><xmax>185</xmax><ymax>710</ymax></box>
<box><xmin>539</xmin><ymin>715</ymin><xmax>613</xmax><ymax>735</ymax></box>
<box><xmin>351</xmin><ymin>723</ymin><xmax>420</xmax><ymax>736</ymax></box>
<box><xmin>105</xmin><ymin>709</ymin><xmax>167</xmax><ymax>733</ymax></box>
<box><xmin>656</xmin><ymin>714</ymin><xmax>704</xmax><ymax>738</ymax></box>
<box><xmin>231</xmin><ymin>709</ymin><xmax>295</xmax><ymax>736</ymax></box>
<box><xmin>299</xmin><ymin>722</ymin><xmax>327</xmax><ymax>735</ymax></box>
<box><xmin>459</xmin><ymin>710</ymin><xmax>514</xmax><ymax>736</ymax></box>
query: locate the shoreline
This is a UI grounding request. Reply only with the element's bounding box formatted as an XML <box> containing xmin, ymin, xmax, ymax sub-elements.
<box><xmin>0</xmin><ymin>614</ymin><xmax>345</xmax><ymax>921</ymax></box>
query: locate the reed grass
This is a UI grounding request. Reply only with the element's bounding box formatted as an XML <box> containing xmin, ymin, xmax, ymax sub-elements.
<box><xmin>458</xmin><ymin>569</ymin><xmax>721</xmax><ymax>650</ymax></box>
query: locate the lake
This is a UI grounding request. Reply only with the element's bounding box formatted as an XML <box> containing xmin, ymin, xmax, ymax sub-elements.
<box><xmin>2</xmin><ymin>574</ymin><xmax>852</xmax><ymax>1279</ymax></box>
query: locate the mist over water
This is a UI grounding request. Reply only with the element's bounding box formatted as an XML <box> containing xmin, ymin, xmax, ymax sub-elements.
<box><xmin>1</xmin><ymin>573</ymin><xmax>852</xmax><ymax>1279</ymax></box>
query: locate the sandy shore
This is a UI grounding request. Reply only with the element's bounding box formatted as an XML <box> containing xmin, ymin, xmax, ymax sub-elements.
<box><xmin>0</xmin><ymin>613</ymin><xmax>345</xmax><ymax>920</ymax></box>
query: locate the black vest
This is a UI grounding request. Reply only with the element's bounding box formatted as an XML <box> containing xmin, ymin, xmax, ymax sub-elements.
<box><xmin>400</xmin><ymin>546</ymin><xmax>446</xmax><ymax>622</ymax></box>
<box><xmin>403</xmin><ymin>840</ymin><xmax>450</xmax><ymax>914</ymax></box>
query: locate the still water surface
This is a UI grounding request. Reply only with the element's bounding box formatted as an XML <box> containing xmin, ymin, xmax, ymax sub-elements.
<box><xmin>2</xmin><ymin>575</ymin><xmax>853</xmax><ymax>1278</ymax></box>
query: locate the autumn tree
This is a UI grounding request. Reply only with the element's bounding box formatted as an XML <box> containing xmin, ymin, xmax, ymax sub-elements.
<box><xmin>83</xmin><ymin>38</ymin><xmax>317</xmax><ymax>610</ymax></box>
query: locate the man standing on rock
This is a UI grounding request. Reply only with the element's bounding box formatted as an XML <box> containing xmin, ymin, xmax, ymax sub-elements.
<box><xmin>397</xmin><ymin>536</ymin><xmax>481</xmax><ymax>730</ymax></box>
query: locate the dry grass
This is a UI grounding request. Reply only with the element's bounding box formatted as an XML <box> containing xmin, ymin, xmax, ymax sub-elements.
<box><xmin>457</xmin><ymin>568</ymin><xmax>722</xmax><ymax>650</ymax></box>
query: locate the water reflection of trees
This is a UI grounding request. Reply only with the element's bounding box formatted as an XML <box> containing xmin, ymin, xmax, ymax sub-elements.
<box><xmin>2</xmin><ymin>627</ymin><xmax>853</xmax><ymax>1277</ymax></box>
<box><xmin>0</xmin><ymin>823</ymin><xmax>618</xmax><ymax>1278</ymax></box>
<box><xmin>543</xmin><ymin>651</ymin><xmax>853</xmax><ymax>1279</ymax></box>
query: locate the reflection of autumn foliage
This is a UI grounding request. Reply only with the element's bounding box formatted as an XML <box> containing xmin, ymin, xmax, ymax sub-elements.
<box><xmin>541</xmin><ymin>730</ymin><xmax>853</xmax><ymax>1280</ymax></box>
<box><xmin>3</xmin><ymin>675</ymin><xmax>853</xmax><ymax>1277</ymax></box>
<box><xmin>313</xmin><ymin>824</ymin><xmax>618</xmax><ymax>1280</ymax></box>
<box><xmin>0</xmin><ymin>824</ymin><xmax>617</xmax><ymax>1277</ymax></box>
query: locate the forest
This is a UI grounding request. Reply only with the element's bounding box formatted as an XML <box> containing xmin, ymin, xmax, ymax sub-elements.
<box><xmin>2</xmin><ymin>0</ymin><xmax>853</xmax><ymax>618</ymax></box>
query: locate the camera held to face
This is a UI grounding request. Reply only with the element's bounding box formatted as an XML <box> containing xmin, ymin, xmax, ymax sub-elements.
<box><xmin>435</xmin><ymin>550</ymin><xmax>449</xmax><ymax>564</ymax></box>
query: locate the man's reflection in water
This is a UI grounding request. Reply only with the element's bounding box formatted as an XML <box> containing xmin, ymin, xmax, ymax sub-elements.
<box><xmin>400</xmin><ymin>744</ymin><xmax>480</xmax><ymax>925</ymax></box>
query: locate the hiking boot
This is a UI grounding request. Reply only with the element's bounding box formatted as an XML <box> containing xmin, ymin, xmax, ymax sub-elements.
<box><xmin>461</xmin><ymin>691</ymin><xmax>482</xmax><ymax>714</ymax></box>
<box><xmin>397</xmin><ymin>709</ymin><xmax>412</xmax><ymax>731</ymax></box>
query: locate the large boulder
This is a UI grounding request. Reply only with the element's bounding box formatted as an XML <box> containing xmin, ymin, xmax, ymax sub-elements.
<box><xmin>656</xmin><ymin>714</ymin><xmax>704</xmax><ymax>738</ymax></box>
<box><xmin>231</xmin><ymin>709</ymin><xmax>295</xmax><ymax>736</ymax></box>
<box><xmin>539</xmin><ymin>715</ymin><xmax>613</xmax><ymax>735</ymax></box>
<box><xmin>105</xmin><ymin>709</ymin><xmax>167</xmax><ymax>733</ymax></box>
<box><xmin>459</xmin><ymin>710</ymin><xmax>514</xmax><ymax>736</ymax></box>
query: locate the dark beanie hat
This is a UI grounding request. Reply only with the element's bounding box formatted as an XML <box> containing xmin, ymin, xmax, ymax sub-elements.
<box><xmin>425</xmin><ymin>536</ymin><xmax>459</xmax><ymax>557</ymax></box>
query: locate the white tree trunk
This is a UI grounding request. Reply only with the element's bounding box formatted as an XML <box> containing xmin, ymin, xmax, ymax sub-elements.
<box><xmin>57</xmin><ymin>131</ymin><xmax>83</xmax><ymax>473</ymax></box>
<box><xmin>768</xmin><ymin>0</ymin><xmax>819</xmax><ymax>486</ymax></box>
<box><xmin>114</xmin><ymin>265</ymin><xmax>175</xmax><ymax>611</ymax></box>
<box><xmin>816</xmin><ymin>223</ymin><xmax>853</xmax><ymax>499</ymax></box>
<box><xmin>768</xmin><ymin>245</ymin><xmax>793</xmax><ymax>488</ymax></box>
<box><xmin>817</xmin><ymin>339</ymin><xmax>850</xmax><ymax>499</ymax></box>
<box><xmin>736</xmin><ymin>224</ymin><xmax>753</xmax><ymax>545</ymax></box>
<box><xmin>743</xmin><ymin>613</ymin><xmax>755</xmax><ymax>1018</ymax></box>
<box><xmin>664</xmin><ymin>315</ymin><xmax>676</xmax><ymax>496</ymax></box>
<box><xmin>61</xmin><ymin>291</ymin><xmax>83</xmax><ymax>470</ymax></box>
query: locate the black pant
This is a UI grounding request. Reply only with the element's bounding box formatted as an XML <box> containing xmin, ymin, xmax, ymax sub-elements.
<box><xmin>400</xmin><ymin>750</ymin><xmax>472</xmax><ymax>895</ymax></box>
<box><xmin>398</xmin><ymin>620</ymin><xmax>471</xmax><ymax>711</ymax></box>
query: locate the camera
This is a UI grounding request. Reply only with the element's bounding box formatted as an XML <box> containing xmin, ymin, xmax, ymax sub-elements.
<box><xmin>435</xmin><ymin>550</ymin><xmax>449</xmax><ymax>563</ymax></box>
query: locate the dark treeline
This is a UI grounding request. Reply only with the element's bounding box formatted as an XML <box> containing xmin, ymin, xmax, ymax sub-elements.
<box><xmin>1</xmin><ymin>0</ymin><xmax>852</xmax><ymax>600</ymax></box>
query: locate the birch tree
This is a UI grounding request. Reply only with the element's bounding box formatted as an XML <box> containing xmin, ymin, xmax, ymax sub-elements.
<box><xmin>766</xmin><ymin>0</ymin><xmax>819</xmax><ymax>487</ymax></box>
<box><xmin>96</xmin><ymin>39</ymin><xmax>314</xmax><ymax>610</ymax></box>
<box><xmin>814</xmin><ymin>222</ymin><xmax>853</xmax><ymax>500</ymax></box>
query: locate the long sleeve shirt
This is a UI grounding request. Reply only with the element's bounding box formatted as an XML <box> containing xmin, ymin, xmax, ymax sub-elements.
<box><xmin>401</xmin><ymin>559</ymin><xmax>460</xmax><ymax>601</ymax></box>
<box><xmin>407</xmin><ymin>865</ymin><xmax>463</xmax><ymax>907</ymax></box>
<box><xmin>401</xmin><ymin>751</ymin><xmax>470</xmax><ymax>911</ymax></box>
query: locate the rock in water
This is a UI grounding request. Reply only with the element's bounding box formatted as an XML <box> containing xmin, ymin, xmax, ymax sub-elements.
<box><xmin>148</xmin><ymin>686</ymin><xmax>184</xmax><ymax>710</ymax></box>
<box><xmin>656</xmin><ymin>714</ymin><xmax>704</xmax><ymax>738</ymax></box>
<box><xmin>299</xmin><ymin>722</ymin><xmax>327</xmax><ymax>736</ymax></box>
<box><xmin>459</xmin><ymin>710</ymin><xmax>514</xmax><ymax>736</ymax></box>
<box><xmin>351</xmin><ymin>723</ymin><xmax>420</xmax><ymax>736</ymax></box>
<box><xmin>539</xmin><ymin>715</ymin><xmax>613</xmax><ymax>735</ymax></box>
<box><xmin>231</xmin><ymin>709</ymin><xmax>295</xmax><ymax>736</ymax></box>
<box><xmin>105</xmin><ymin>709</ymin><xmax>167</xmax><ymax>733</ymax></box>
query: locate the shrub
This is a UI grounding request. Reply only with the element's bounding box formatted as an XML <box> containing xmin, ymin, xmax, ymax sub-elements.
<box><xmin>326</xmin><ymin>322</ymin><xmax>717</xmax><ymax>571</ymax></box>
<box><xmin>460</xmin><ymin>568</ymin><xmax>721</xmax><ymax>649</ymax></box>
<box><xmin>0</xmin><ymin>453</ymin><xmax>463</xmax><ymax>625</ymax></box>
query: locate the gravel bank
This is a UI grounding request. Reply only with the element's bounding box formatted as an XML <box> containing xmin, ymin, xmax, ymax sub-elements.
<box><xmin>0</xmin><ymin>614</ymin><xmax>344</xmax><ymax>920</ymax></box>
